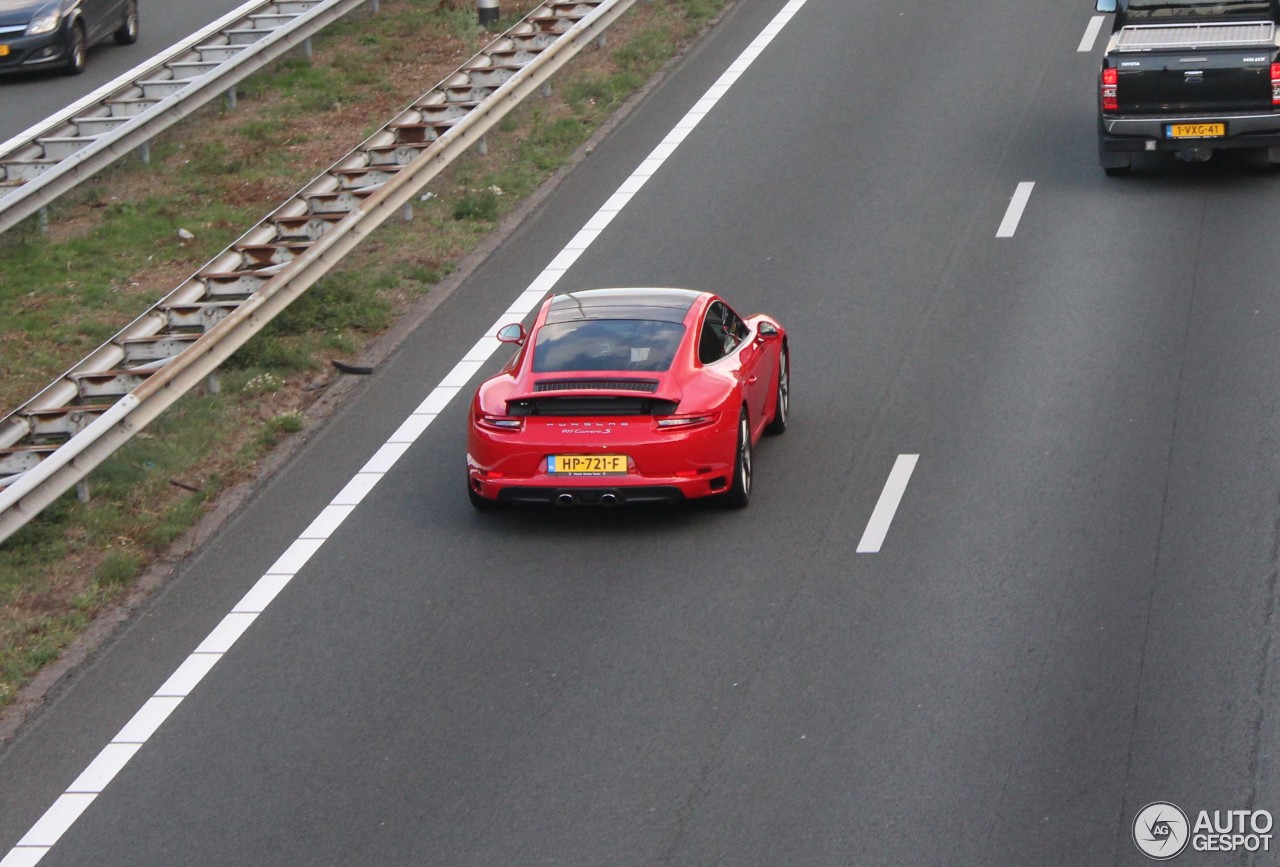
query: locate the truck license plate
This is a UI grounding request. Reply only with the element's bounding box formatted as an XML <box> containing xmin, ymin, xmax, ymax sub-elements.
<box><xmin>1166</xmin><ymin>123</ymin><xmax>1225</xmax><ymax>139</ymax></box>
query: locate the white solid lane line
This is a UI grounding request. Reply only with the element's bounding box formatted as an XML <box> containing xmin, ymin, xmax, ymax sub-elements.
<box><xmin>1078</xmin><ymin>15</ymin><xmax>1105</xmax><ymax>53</ymax></box>
<box><xmin>857</xmin><ymin>455</ymin><xmax>919</xmax><ymax>554</ymax></box>
<box><xmin>1</xmin><ymin>2</ymin><xmax>815</xmax><ymax>865</ymax></box>
<box><xmin>996</xmin><ymin>181</ymin><xmax>1035</xmax><ymax>238</ymax></box>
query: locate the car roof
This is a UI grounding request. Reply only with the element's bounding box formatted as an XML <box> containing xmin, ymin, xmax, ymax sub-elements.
<box><xmin>544</xmin><ymin>288</ymin><xmax>705</xmax><ymax>325</ymax></box>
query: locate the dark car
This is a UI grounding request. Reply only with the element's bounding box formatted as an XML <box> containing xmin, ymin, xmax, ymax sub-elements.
<box><xmin>0</xmin><ymin>0</ymin><xmax>137</xmax><ymax>76</ymax></box>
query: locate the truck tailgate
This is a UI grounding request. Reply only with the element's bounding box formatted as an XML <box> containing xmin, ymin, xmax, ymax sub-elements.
<box><xmin>1111</xmin><ymin>21</ymin><xmax>1276</xmax><ymax>113</ymax></box>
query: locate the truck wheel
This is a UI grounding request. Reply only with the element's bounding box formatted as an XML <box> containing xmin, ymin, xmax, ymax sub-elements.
<box><xmin>1101</xmin><ymin>150</ymin><xmax>1131</xmax><ymax>176</ymax></box>
<box><xmin>1098</xmin><ymin>128</ymin><xmax>1131</xmax><ymax>175</ymax></box>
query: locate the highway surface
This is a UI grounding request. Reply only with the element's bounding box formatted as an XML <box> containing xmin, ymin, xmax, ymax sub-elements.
<box><xmin>0</xmin><ymin>0</ymin><xmax>250</xmax><ymax>142</ymax></box>
<box><xmin>4</xmin><ymin>0</ymin><xmax>1280</xmax><ymax>864</ymax></box>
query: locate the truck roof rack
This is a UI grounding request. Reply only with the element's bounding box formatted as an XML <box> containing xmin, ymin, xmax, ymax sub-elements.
<box><xmin>1116</xmin><ymin>20</ymin><xmax>1274</xmax><ymax>51</ymax></box>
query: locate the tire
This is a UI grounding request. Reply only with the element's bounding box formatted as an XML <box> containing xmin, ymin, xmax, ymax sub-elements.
<box><xmin>763</xmin><ymin>347</ymin><xmax>789</xmax><ymax>435</ymax></box>
<box><xmin>467</xmin><ymin>477</ymin><xmax>500</xmax><ymax>511</ymax></box>
<box><xmin>63</xmin><ymin>23</ymin><xmax>86</xmax><ymax>75</ymax></box>
<box><xmin>115</xmin><ymin>0</ymin><xmax>139</xmax><ymax>45</ymax></box>
<box><xmin>1098</xmin><ymin>126</ymin><xmax>1131</xmax><ymax>175</ymax></box>
<box><xmin>720</xmin><ymin>408</ymin><xmax>752</xmax><ymax>509</ymax></box>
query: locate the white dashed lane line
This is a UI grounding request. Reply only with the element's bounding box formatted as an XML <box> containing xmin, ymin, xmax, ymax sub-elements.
<box><xmin>997</xmin><ymin>181</ymin><xmax>1036</xmax><ymax>238</ymax></box>
<box><xmin>0</xmin><ymin>2</ymin><xmax>815</xmax><ymax>865</ymax></box>
<box><xmin>1078</xmin><ymin>15</ymin><xmax>1105</xmax><ymax>53</ymax></box>
<box><xmin>857</xmin><ymin>455</ymin><xmax>919</xmax><ymax>554</ymax></box>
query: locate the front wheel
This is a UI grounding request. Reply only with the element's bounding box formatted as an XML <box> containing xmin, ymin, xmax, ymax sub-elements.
<box><xmin>720</xmin><ymin>408</ymin><xmax>752</xmax><ymax>509</ymax></box>
<box><xmin>115</xmin><ymin>0</ymin><xmax>139</xmax><ymax>45</ymax></box>
<box><xmin>63</xmin><ymin>23</ymin><xmax>86</xmax><ymax>75</ymax></box>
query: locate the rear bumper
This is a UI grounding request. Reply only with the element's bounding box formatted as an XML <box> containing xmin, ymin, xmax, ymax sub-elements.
<box><xmin>469</xmin><ymin>466</ymin><xmax>731</xmax><ymax>504</ymax></box>
<box><xmin>466</xmin><ymin>415</ymin><xmax>738</xmax><ymax>505</ymax></box>
<box><xmin>1100</xmin><ymin>111</ymin><xmax>1280</xmax><ymax>152</ymax></box>
<box><xmin>497</xmin><ymin>485</ymin><xmax>686</xmax><ymax>506</ymax></box>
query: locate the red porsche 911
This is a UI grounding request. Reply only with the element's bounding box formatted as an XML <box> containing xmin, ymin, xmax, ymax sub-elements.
<box><xmin>466</xmin><ymin>287</ymin><xmax>789</xmax><ymax>509</ymax></box>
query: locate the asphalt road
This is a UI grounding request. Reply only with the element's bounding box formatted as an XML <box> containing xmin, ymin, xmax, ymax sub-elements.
<box><xmin>0</xmin><ymin>0</ymin><xmax>251</xmax><ymax>142</ymax></box>
<box><xmin>5</xmin><ymin>0</ymin><xmax>1280</xmax><ymax>864</ymax></box>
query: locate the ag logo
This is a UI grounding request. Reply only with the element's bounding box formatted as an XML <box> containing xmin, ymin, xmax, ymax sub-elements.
<box><xmin>1134</xmin><ymin>802</ymin><xmax>1190</xmax><ymax>860</ymax></box>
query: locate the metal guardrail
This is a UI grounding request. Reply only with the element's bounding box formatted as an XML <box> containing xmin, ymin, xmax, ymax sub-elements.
<box><xmin>0</xmin><ymin>0</ymin><xmax>637</xmax><ymax>545</ymax></box>
<box><xmin>0</xmin><ymin>0</ymin><xmax>372</xmax><ymax>237</ymax></box>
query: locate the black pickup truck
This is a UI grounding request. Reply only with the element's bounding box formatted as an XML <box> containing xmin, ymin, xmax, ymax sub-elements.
<box><xmin>1096</xmin><ymin>0</ymin><xmax>1280</xmax><ymax>173</ymax></box>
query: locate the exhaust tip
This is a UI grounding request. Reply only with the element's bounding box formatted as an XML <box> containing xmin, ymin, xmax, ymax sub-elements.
<box><xmin>555</xmin><ymin>493</ymin><xmax>575</xmax><ymax>507</ymax></box>
<box><xmin>599</xmin><ymin>493</ymin><xmax>619</xmax><ymax>507</ymax></box>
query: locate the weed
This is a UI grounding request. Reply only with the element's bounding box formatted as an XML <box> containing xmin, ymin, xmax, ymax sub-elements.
<box><xmin>260</xmin><ymin>411</ymin><xmax>305</xmax><ymax>446</ymax></box>
<box><xmin>453</xmin><ymin>188</ymin><xmax>501</xmax><ymax>221</ymax></box>
<box><xmin>96</xmin><ymin>552</ymin><xmax>141</xmax><ymax>589</ymax></box>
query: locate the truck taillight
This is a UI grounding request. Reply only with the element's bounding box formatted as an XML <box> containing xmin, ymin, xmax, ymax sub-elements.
<box><xmin>1271</xmin><ymin>63</ymin><xmax>1280</xmax><ymax>105</ymax></box>
<box><xmin>1101</xmin><ymin>67</ymin><xmax>1118</xmax><ymax>112</ymax></box>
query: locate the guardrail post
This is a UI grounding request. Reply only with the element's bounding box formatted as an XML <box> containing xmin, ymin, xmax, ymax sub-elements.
<box><xmin>478</xmin><ymin>0</ymin><xmax>499</xmax><ymax>27</ymax></box>
<box><xmin>205</xmin><ymin>372</ymin><xmax>221</xmax><ymax>395</ymax></box>
<box><xmin>226</xmin><ymin>87</ymin><xmax>238</xmax><ymax>110</ymax></box>
<box><xmin>400</xmin><ymin>202</ymin><xmax>413</xmax><ymax>222</ymax></box>
<box><xmin>303</xmin><ymin>36</ymin><xmax>313</xmax><ymax>60</ymax></box>
<box><xmin>76</xmin><ymin>480</ymin><xmax>90</xmax><ymax>504</ymax></box>
<box><xmin>541</xmin><ymin>81</ymin><xmax>552</xmax><ymax>98</ymax></box>
<box><xmin>38</xmin><ymin>207</ymin><xmax>48</xmax><ymax>236</ymax></box>
<box><xmin>139</xmin><ymin>141</ymin><xmax>151</xmax><ymax>165</ymax></box>
<box><xmin>370</xmin><ymin>0</ymin><xmax>379</xmax><ymax>11</ymax></box>
<box><xmin>477</xmin><ymin>135</ymin><xmax>487</xmax><ymax>156</ymax></box>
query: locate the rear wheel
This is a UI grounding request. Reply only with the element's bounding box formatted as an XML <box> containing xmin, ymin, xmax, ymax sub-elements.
<box><xmin>720</xmin><ymin>408</ymin><xmax>752</xmax><ymax>509</ymax></box>
<box><xmin>467</xmin><ymin>477</ymin><xmax>500</xmax><ymax>511</ymax></box>
<box><xmin>764</xmin><ymin>347</ymin><xmax>789</xmax><ymax>435</ymax></box>
<box><xmin>1099</xmin><ymin>126</ymin><xmax>1130</xmax><ymax>175</ymax></box>
<box><xmin>115</xmin><ymin>0</ymin><xmax>139</xmax><ymax>45</ymax></box>
<box><xmin>63</xmin><ymin>23</ymin><xmax>86</xmax><ymax>75</ymax></box>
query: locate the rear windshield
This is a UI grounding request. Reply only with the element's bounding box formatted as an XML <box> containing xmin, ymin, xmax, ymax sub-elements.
<box><xmin>1124</xmin><ymin>0</ymin><xmax>1273</xmax><ymax>17</ymax></box>
<box><xmin>532</xmin><ymin>319</ymin><xmax>685</xmax><ymax>373</ymax></box>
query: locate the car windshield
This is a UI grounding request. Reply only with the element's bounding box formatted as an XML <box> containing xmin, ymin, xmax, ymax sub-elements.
<box><xmin>532</xmin><ymin>319</ymin><xmax>685</xmax><ymax>373</ymax></box>
<box><xmin>1124</xmin><ymin>0</ymin><xmax>1272</xmax><ymax>17</ymax></box>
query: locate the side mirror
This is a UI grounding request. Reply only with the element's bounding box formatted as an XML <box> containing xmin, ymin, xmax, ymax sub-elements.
<box><xmin>757</xmin><ymin>321</ymin><xmax>780</xmax><ymax>339</ymax></box>
<box><xmin>496</xmin><ymin>323</ymin><xmax>527</xmax><ymax>346</ymax></box>
<box><xmin>1096</xmin><ymin>0</ymin><xmax>1116</xmax><ymax>12</ymax></box>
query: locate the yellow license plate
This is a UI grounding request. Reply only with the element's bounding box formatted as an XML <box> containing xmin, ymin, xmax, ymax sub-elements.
<box><xmin>1167</xmin><ymin>123</ymin><xmax>1225</xmax><ymax>138</ymax></box>
<box><xmin>548</xmin><ymin>454</ymin><xmax>628</xmax><ymax>475</ymax></box>
<box><xmin>0</xmin><ymin>45</ymin><xmax>9</xmax><ymax>58</ymax></box>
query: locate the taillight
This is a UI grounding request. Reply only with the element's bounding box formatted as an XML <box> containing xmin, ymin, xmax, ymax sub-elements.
<box><xmin>477</xmin><ymin>415</ymin><xmax>523</xmax><ymax>433</ymax></box>
<box><xmin>1101</xmin><ymin>67</ymin><xmax>1118</xmax><ymax>112</ymax></box>
<box><xmin>655</xmin><ymin>413</ymin><xmax>718</xmax><ymax>431</ymax></box>
<box><xmin>1271</xmin><ymin>63</ymin><xmax>1280</xmax><ymax>105</ymax></box>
